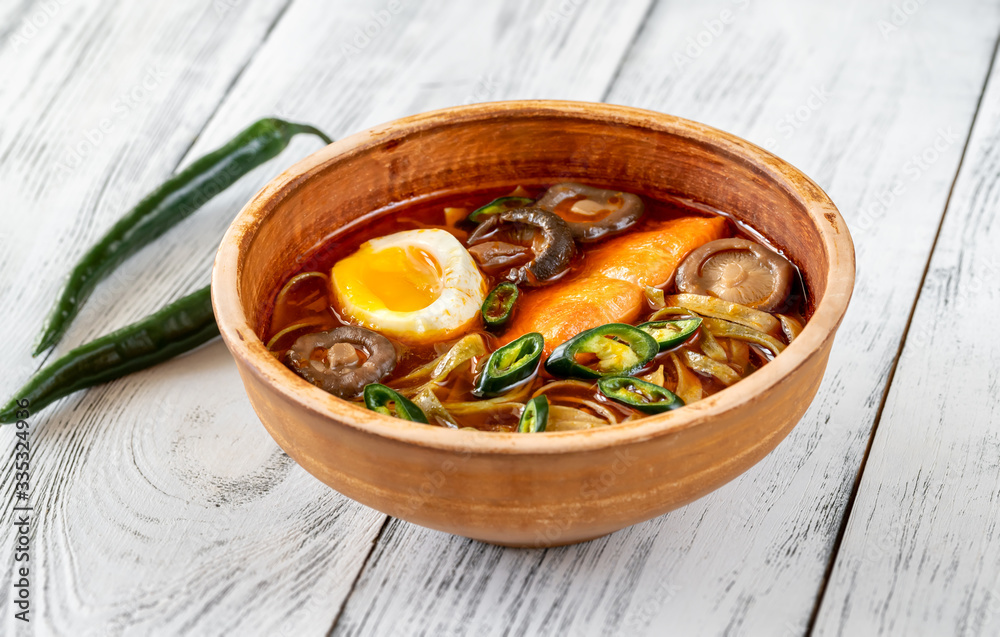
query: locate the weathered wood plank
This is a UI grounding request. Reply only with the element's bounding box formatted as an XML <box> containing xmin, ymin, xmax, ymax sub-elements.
<box><xmin>0</xmin><ymin>0</ymin><xmax>653</xmax><ymax>634</ymax></box>
<box><xmin>0</xmin><ymin>0</ymin><xmax>330</xmax><ymax>634</ymax></box>
<box><xmin>331</xmin><ymin>1</ymin><xmax>1000</xmax><ymax>635</ymax></box>
<box><xmin>813</xmin><ymin>34</ymin><xmax>1000</xmax><ymax>637</ymax></box>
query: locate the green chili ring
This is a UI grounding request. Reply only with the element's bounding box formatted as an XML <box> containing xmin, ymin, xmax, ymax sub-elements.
<box><xmin>544</xmin><ymin>323</ymin><xmax>658</xmax><ymax>379</ymax></box>
<box><xmin>637</xmin><ymin>317</ymin><xmax>703</xmax><ymax>351</ymax></box>
<box><xmin>473</xmin><ymin>332</ymin><xmax>544</xmax><ymax>397</ymax></box>
<box><xmin>467</xmin><ymin>196</ymin><xmax>535</xmax><ymax>223</ymax></box>
<box><xmin>518</xmin><ymin>395</ymin><xmax>549</xmax><ymax>433</ymax></box>
<box><xmin>598</xmin><ymin>377</ymin><xmax>685</xmax><ymax>414</ymax></box>
<box><xmin>363</xmin><ymin>383</ymin><xmax>428</xmax><ymax>423</ymax></box>
<box><xmin>482</xmin><ymin>282</ymin><xmax>519</xmax><ymax>329</ymax></box>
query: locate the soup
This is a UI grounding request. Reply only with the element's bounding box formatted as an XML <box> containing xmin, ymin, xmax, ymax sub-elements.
<box><xmin>262</xmin><ymin>183</ymin><xmax>808</xmax><ymax>433</ymax></box>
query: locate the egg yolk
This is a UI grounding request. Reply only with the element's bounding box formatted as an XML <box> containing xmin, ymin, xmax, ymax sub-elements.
<box><xmin>333</xmin><ymin>245</ymin><xmax>442</xmax><ymax>312</ymax></box>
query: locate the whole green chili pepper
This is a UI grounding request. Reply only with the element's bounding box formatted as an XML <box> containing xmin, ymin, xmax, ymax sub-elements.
<box><xmin>363</xmin><ymin>384</ymin><xmax>429</xmax><ymax>423</ymax></box>
<box><xmin>481</xmin><ymin>281</ymin><xmax>519</xmax><ymax>329</ymax></box>
<box><xmin>544</xmin><ymin>323</ymin><xmax>658</xmax><ymax>379</ymax></box>
<box><xmin>518</xmin><ymin>395</ymin><xmax>549</xmax><ymax>433</ymax></box>
<box><xmin>473</xmin><ymin>332</ymin><xmax>544</xmax><ymax>397</ymax></box>
<box><xmin>33</xmin><ymin>118</ymin><xmax>333</xmax><ymax>356</ymax></box>
<box><xmin>1</xmin><ymin>286</ymin><xmax>218</xmax><ymax>424</ymax></box>
<box><xmin>597</xmin><ymin>376</ymin><xmax>684</xmax><ymax>414</ymax></box>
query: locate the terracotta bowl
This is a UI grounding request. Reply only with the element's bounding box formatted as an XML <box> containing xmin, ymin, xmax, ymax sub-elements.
<box><xmin>211</xmin><ymin>100</ymin><xmax>854</xmax><ymax>547</ymax></box>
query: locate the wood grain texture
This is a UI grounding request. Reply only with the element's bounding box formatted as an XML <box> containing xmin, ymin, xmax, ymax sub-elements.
<box><xmin>813</xmin><ymin>31</ymin><xmax>1000</xmax><ymax>637</ymax></box>
<box><xmin>0</xmin><ymin>0</ymin><xmax>654</xmax><ymax>634</ymax></box>
<box><xmin>0</xmin><ymin>1</ymin><xmax>332</xmax><ymax>634</ymax></box>
<box><xmin>331</xmin><ymin>0</ymin><xmax>1000</xmax><ymax>635</ymax></box>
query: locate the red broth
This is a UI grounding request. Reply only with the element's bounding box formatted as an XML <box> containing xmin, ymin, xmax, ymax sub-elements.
<box><xmin>262</xmin><ymin>186</ymin><xmax>809</xmax><ymax>432</ymax></box>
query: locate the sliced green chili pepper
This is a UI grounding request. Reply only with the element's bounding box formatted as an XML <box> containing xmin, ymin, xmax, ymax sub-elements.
<box><xmin>481</xmin><ymin>282</ymin><xmax>519</xmax><ymax>329</ymax></box>
<box><xmin>33</xmin><ymin>118</ymin><xmax>333</xmax><ymax>356</ymax></box>
<box><xmin>473</xmin><ymin>332</ymin><xmax>544</xmax><ymax>397</ymax></box>
<box><xmin>363</xmin><ymin>384</ymin><xmax>428</xmax><ymax>423</ymax></box>
<box><xmin>1</xmin><ymin>286</ymin><xmax>219</xmax><ymax>424</ymax></box>
<box><xmin>598</xmin><ymin>376</ymin><xmax>684</xmax><ymax>414</ymax></box>
<box><xmin>467</xmin><ymin>196</ymin><xmax>534</xmax><ymax>223</ymax></box>
<box><xmin>638</xmin><ymin>317</ymin><xmax>702</xmax><ymax>351</ymax></box>
<box><xmin>518</xmin><ymin>395</ymin><xmax>549</xmax><ymax>433</ymax></box>
<box><xmin>544</xmin><ymin>323</ymin><xmax>658</xmax><ymax>379</ymax></box>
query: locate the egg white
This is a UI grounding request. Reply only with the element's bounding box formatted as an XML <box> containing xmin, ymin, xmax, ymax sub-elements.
<box><xmin>331</xmin><ymin>228</ymin><xmax>487</xmax><ymax>344</ymax></box>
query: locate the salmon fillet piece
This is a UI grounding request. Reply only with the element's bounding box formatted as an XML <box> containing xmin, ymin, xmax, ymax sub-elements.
<box><xmin>502</xmin><ymin>216</ymin><xmax>728</xmax><ymax>353</ymax></box>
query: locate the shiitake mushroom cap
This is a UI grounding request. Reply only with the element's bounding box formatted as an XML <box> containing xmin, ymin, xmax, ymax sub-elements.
<box><xmin>536</xmin><ymin>182</ymin><xmax>644</xmax><ymax>242</ymax></box>
<box><xmin>466</xmin><ymin>207</ymin><xmax>575</xmax><ymax>285</ymax></box>
<box><xmin>287</xmin><ymin>326</ymin><xmax>397</xmax><ymax>398</ymax></box>
<box><xmin>675</xmin><ymin>238</ymin><xmax>794</xmax><ymax>311</ymax></box>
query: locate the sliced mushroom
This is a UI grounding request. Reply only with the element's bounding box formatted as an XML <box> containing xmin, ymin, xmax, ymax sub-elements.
<box><xmin>466</xmin><ymin>207</ymin><xmax>575</xmax><ymax>285</ymax></box>
<box><xmin>675</xmin><ymin>238</ymin><xmax>794</xmax><ymax>311</ymax></box>
<box><xmin>287</xmin><ymin>326</ymin><xmax>396</xmax><ymax>399</ymax></box>
<box><xmin>536</xmin><ymin>182</ymin><xmax>644</xmax><ymax>242</ymax></box>
<box><xmin>467</xmin><ymin>240</ymin><xmax>533</xmax><ymax>276</ymax></box>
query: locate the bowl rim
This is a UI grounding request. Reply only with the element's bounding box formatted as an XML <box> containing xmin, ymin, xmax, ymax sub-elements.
<box><xmin>211</xmin><ymin>99</ymin><xmax>855</xmax><ymax>455</ymax></box>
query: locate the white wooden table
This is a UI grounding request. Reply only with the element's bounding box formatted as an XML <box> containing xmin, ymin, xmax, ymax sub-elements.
<box><xmin>2</xmin><ymin>1</ymin><xmax>998</xmax><ymax>634</ymax></box>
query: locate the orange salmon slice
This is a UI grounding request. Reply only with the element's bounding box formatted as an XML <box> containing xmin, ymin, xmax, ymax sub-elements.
<box><xmin>502</xmin><ymin>216</ymin><xmax>729</xmax><ymax>353</ymax></box>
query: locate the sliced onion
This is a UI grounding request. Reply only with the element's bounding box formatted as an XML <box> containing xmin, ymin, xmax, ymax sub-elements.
<box><xmin>530</xmin><ymin>379</ymin><xmax>619</xmax><ymax>421</ymax></box>
<box><xmin>546</xmin><ymin>405</ymin><xmax>607</xmax><ymax>431</ymax></box>
<box><xmin>666</xmin><ymin>293</ymin><xmax>780</xmax><ymax>335</ymax></box>
<box><xmin>728</xmin><ymin>339</ymin><xmax>751</xmax><ymax>375</ymax></box>
<box><xmin>701</xmin><ymin>317</ymin><xmax>786</xmax><ymax>357</ymax></box>
<box><xmin>542</xmin><ymin>395</ymin><xmax>618</xmax><ymax>423</ymax></box>
<box><xmin>649</xmin><ymin>306</ymin><xmax>697</xmax><ymax>321</ymax></box>
<box><xmin>394</xmin><ymin>334</ymin><xmax>486</xmax><ymax>388</ymax></box>
<box><xmin>679</xmin><ymin>349</ymin><xmax>740</xmax><ymax>386</ymax></box>
<box><xmin>644</xmin><ymin>286</ymin><xmax>666</xmax><ymax>310</ymax></box>
<box><xmin>573</xmin><ymin>398</ymin><xmax>619</xmax><ymax>423</ymax></box>
<box><xmin>413</xmin><ymin>388</ymin><xmax>459</xmax><ymax>428</ymax></box>
<box><xmin>778</xmin><ymin>314</ymin><xmax>804</xmax><ymax>342</ymax></box>
<box><xmin>699</xmin><ymin>330</ymin><xmax>728</xmax><ymax>362</ymax></box>
<box><xmin>669</xmin><ymin>352</ymin><xmax>703</xmax><ymax>404</ymax></box>
<box><xmin>431</xmin><ymin>334</ymin><xmax>487</xmax><ymax>382</ymax></box>
<box><xmin>640</xmin><ymin>365</ymin><xmax>666</xmax><ymax>387</ymax></box>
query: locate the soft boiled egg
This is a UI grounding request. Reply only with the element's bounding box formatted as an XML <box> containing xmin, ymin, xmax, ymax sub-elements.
<box><xmin>331</xmin><ymin>229</ymin><xmax>487</xmax><ymax>344</ymax></box>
